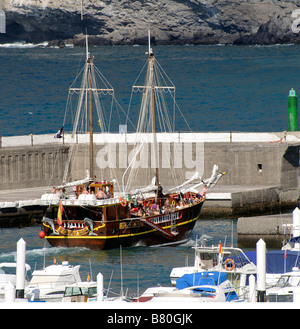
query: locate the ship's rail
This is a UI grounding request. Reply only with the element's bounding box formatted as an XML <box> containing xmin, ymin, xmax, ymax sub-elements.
<box><xmin>40</xmin><ymin>193</ymin><xmax>122</xmax><ymax>207</ymax></box>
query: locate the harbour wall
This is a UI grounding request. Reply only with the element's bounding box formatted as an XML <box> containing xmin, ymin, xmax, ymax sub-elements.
<box><xmin>0</xmin><ymin>131</ymin><xmax>300</xmax><ymax>218</ymax></box>
<box><xmin>237</xmin><ymin>213</ymin><xmax>293</xmax><ymax>248</ymax></box>
<box><xmin>0</xmin><ymin>143</ymin><xmax>69</xmax><ymax>189</ymax></box>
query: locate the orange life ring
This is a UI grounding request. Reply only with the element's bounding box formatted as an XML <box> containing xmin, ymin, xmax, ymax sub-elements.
<box><xmin>224</xmin><ymin>258</ymin><xmax>235</xmax><ymax>271</ymax></box>
<box><xmin>120</xmin><ymin>197</ymin><xmax>127</xmax><ymax>207</ymax></box>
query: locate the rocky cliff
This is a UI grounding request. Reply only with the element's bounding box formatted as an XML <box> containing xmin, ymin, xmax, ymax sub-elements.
<box><xmin>1</xmin><ymin>0</ymin><xmax>300</xmax><ymax>46</ymax></box>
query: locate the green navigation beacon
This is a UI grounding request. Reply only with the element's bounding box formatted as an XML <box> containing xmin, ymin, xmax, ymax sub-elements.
<box><xmin>288</xmin><ymin>88</ymin><xmax>298</xmax><ymax>131</ymax></box>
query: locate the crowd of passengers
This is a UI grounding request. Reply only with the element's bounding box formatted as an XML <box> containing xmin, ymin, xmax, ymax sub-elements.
<box><xmin>129</xmin><ymin>185</ymin><xmax>207</xmax><ymax>217</ymax></box>
<box><xmin>50</xmin><ymin>183</ymin><xmax>207</xmax><ymax>215</ymax></box>
<box><xmin>50</xmin><ymin>186</ymin><xmax>111</xmax><ymax>199</ymax></box>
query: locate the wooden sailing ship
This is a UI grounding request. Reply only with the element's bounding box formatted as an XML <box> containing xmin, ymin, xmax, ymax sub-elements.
<box><xmin>40</xmin><ymin>34</ymin><xmax>224</xmax><ymax>250</ymax></box>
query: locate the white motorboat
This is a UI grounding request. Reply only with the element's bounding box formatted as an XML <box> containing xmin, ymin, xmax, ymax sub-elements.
<box><xmin>266</xmin><ymin>267</ymin><xmax>300</xmax><ymax>302</ymax></box>
<box><xmin>61</xmin><ymin>273</ymin><xmax>131</xmax><ymax>304</ymax></box>
<box><xmin>170</xmin><ymin>242</ymin><xmax>256</xmax><ymax>299</ymax></box>
<box><xmin>245</xmin><ymin>249</ymin><xmax>300</xmax><ymax>288</ymax></box>
<box><xmin>62</xmin><ymin>281</ymin><xmax>98</xmax><ymax>302</ymax></box>
<box><xmin>25</xmin><ymin>261</ymin><xmax>81</xmax><ymax>302</ymax></box>
<box><xmin>0</xmin><ymin>262</ymin><xmax>31</xmax><ymax>301</ymax></box>
<box><xmin>244</xmin><ymin>207</ymin><xmax>300</xmax><ymax>287</ymax></box>
<box><xmin>136</xmin><ymin>271</ymin><xmax>240</xmax><ymax>303</ymax></box>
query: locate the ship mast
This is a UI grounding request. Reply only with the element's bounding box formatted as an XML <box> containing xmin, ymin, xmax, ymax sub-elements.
<box><xmin>126</xmin><ymin>31</ymin><xmax>176</xmax><ymax>193</ymax></box>
<box><xmin>88</xmin><ymin>56</ymin><xmax>94</xmax><ymax>180</ymax></box>
<box><xmin>63</xmin><ymin>35</ymin><xmax>114</xmax><ymax>184</ymax></box>
<box><xmin>148</xmin><ymin>31</ymin><xmax>159</xmax><ymax>186</ymax></box>
<box><xmin>86</xmin><ymin>36</ymin><xmax>94</xmax><ymax>180</ymax></box>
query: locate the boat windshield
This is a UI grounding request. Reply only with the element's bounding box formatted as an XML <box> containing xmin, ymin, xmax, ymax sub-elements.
<box><xmin>276</xmin><ymin>275</ymin><xmax>300</xmax><ymax>288</ymax></box>
<box><xmin>64</xmin><ymin>286</ymin><xmax>97</xmax><ymax>298</ymax></box>
<box><xmin>196</xmin><ymin>247</ymin><xmax>253</xmax><ymax>270</ymax></box>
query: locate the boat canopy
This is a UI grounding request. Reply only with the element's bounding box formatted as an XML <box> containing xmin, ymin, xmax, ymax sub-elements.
<box><xmin>290</xmin><ymin>236</ymin><xmax>300</xmax><ymax>243</ymax></box>
<box><xmin>245</xmin><ymin>250</ymin><xmax>300</xmax><ymax>274</ymax></box>
<box><xmin>176</xmin><ymin>271</ymin><xmax>227</xmax><ymax>290</ymax></box>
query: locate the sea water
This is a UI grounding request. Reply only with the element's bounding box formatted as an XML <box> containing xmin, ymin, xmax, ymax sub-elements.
<box><xmin>0</xmin><ymin>219</ymin><xmax>236</xmax><ymax>297</ymax></box>
<box><xmin>0</xmin><ymin>44</ymin><xmax>300</xmax><ymax>136</ymax></box>
<box><xmin>0</xmin><ymin>43</ymin><xmax>296</xmax><ymax>297</ymax></box>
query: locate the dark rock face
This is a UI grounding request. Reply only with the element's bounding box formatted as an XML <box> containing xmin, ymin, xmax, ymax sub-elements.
<box><xmin>1</xmin><ymin>0</ymin><xmax>300</xmax><ymax>46</ymax></box>
<box><xmin>1</xmin><ymin>8</ymin><xmax>99</xmax><ymax>44</ymax></box>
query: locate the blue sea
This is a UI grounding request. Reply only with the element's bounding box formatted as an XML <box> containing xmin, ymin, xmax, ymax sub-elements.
<box><xmin>0</xmin><ymin>219</ymin><xmax>237</xmax><ymax>298</ymax></box>
<box><xmin>0</xmin><ymin>43</ymin><xmax>295</xmax><ymax>300</ymax></box>
<box><xmin>0</xmin><ymin>43</ymin><xmax>300</xmax><ymax>136</ymax></box>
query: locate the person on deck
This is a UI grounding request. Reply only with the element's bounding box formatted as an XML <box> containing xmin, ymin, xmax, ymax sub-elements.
<box><xmin>199</xmin><ymin>185</ymin><xmax>208</xmax><ymax>198</ymax></box>
<box><xmin>150</xmin><ymin>203</ymin><xmax>160</xmax><ymax>215</ymax></box>
<box><xmin>96</xmin><ymin>189</ymin><xmax>105</xmax><ymax>199</ymax></box>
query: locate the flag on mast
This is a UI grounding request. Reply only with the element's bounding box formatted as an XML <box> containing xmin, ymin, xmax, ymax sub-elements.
<box><xmin>218</xmin><ymin>242</ymin><xmax>223</xmax><ymax>264</ymax></box>
<box><xmin>57</xmin><ymin>201</ymin><xmax>63</xmax><ymax>226</ymax></box>
<box><xmin>54</xmin><ymin>126</ymin><xmax>64</xmax><ymax>138</ymax></box>
<box><xmin>219</xmin><ymin>242</ymin><xmax>223</xmax><ymax>255</ymax></box>
<box><xmin>284</xmin><ymin>249</ymin><xmax>287</xmax><ymax>273</ymax></box>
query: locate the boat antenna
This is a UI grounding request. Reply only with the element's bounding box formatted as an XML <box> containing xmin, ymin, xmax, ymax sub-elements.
<box><xmin>43</xmin><ymin>239</ymin><xmax>46</xmax><ymax>269</ymax></box>
<box><xmin>106</xmin><ymin>269</ymin><xmax>114</xmax><ymax>297</ymax></box>
<box><xmin>231</xmin><ymin>220</ymin><xmax>234</xmax><ymax>247</ymax></box>
<box><xmin>89</xmin><ymin>258</ymin><xmax>93</xmax><ymax>282</ymax></box>
<box><xmin>120</xmin><ymin>245</ymin><xmax>124</xmax><ymax>298</ymax></box>
<box><xmin>137</xmin><ymin>273</ymin><xmax>140</xmax><ymax>302</ymax></box>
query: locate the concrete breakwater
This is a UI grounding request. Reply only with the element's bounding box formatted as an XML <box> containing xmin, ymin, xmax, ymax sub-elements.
<box><xmin>237</xmin><ymin>212</ymin><xmax>293</xmax><ymax>248</ymax></box>
<box><xmin>0</xmin><ymin>131</ymin><xmax>300</xmax><ymax>226</ymax></box>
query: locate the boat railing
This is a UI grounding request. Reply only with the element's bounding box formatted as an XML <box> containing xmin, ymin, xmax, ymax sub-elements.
<box><xmin>41</xmin><ymin>193</ymin><xmax>121</xmax><ymax>206</ymax></box>
<box><xmin>76</xmin><ymin>196</ymin><xmax>120</xmax><ymax>206</ymax></box>
<box><xmin>236</xmin><ymin>285</ymin><xmax>253</xmax><ymax>302</ymax></box>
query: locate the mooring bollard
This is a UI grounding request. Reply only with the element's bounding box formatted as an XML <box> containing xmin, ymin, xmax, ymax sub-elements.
<box><xmin>15</xmin><ymin>238</ymin><xmax>26</xmax><ymax>299</ymax></box>
<box><xmin>97</xmin><ymin>272</ymin><xmax>104</xmax><ymax>302</ymax></box>
<box><xmin>256</xmin><ymin>238</ymin><xmax>266</xmax><ymax>302</ymax></box>
<box><xmin>5</xmin><ymin>281</ymin><xmax>15</xmax><ymax>303</ymax></box>
<box><xmin>248</xmin><ymin>274</ymin><xmax>256</xmax><ymax>303</ymax></box>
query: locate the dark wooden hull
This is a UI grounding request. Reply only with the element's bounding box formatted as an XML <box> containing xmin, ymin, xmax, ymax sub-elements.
<box><xmin>42</xmin><ymin>200</ymin><xmax>204</xmax><ymax>250</ymax></box>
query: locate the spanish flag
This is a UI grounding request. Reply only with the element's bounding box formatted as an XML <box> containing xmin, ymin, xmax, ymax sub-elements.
<box><xmin>57</xmin><ymin>201</ymin><xmax>63</xmax><ymax>226</ymax></box>
<box><xmin>219</xmin><ymin>242</ymin><xmax>223</xmax><ymax>255</ymax></box>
